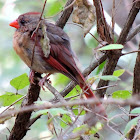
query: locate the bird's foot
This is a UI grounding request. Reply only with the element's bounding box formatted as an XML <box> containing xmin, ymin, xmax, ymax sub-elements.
<box><xmin>39</xmin><ymin>73</ymin><xmax>51</xmax><ymax>90</ymax></box>
<box><xmin>29</xmin><ymin>70</ymin><xmax>35</xmax><ymax>84</ymax></box>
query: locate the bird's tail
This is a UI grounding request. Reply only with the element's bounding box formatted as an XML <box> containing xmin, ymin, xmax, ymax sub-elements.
<box><xmin>79</xmin><ymin>82</ymin><xmax>107</xmax><ymax>117</ymax></box>
<box><xmin>76</xmin><ymin>71</ymin><xmax>107</xmax><ymax>118</ymax></box>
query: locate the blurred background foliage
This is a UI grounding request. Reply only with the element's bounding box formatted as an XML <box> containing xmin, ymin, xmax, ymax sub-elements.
<box><xmin>0</xmin><ymin>0</ymin><xmax>139</xmax><ymax>139</ymax></box>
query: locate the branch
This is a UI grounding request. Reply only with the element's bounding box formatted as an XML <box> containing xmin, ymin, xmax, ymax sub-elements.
<box><xmin>56</xmin><ymin>0</ymin><xmax>74</xmax><ymax>29</ymax></box>
<box><xmin>40</xmin><ymin>77</ymin><xmax>87</xmax><ymax>140</ymax></box>
<box><xmin>1</xmin><ymin>97</ymin><xmax>140</xmax><ymax>121</ymax></box>
<box><xmin>93</xmin><ymin>0</ymin><xmax>112</xmax><ymax>43</ymax></box>
<box><xmin>96</xmin><ymin>0</ymin><xmax>140</xmax><ymax>98</ymax></box>
<box><xmin>129</xmin><ymin>42</ymin><xmax>140</xmax><ymax>139</ymax></box>
<box><xmin>9</xmin><ymin>73</ymin><xmax>41</xmax><ymax>140</ymax></box>
<box><xmin>117</xmin><ymin>2</ymin><xmax>140</xmax><ymax>44</ymax></box>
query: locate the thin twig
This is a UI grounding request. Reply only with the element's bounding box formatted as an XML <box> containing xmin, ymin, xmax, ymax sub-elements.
<box><xmin>27</xmin><ymin>115</ymin><xmax>42</xmax><ymax>128</ymax></box>
<box><xmin>89</xmin><ymin>32</ymin><xmax>104</xmax><ymax>46</ymax></box>
<box><xmin>111</xmin><ymin>0</ymin><xmax>115</xmax><ymax>41</ymax></box>
<box><xmin>93</xmin><ymin>84</ymin><xmax>118</xmax><ymax>91</ymax></box>
<box><xmin>46</xmin><ymin>0</ymin><xmax>76</xmax><ymax>19</ymax></box>
<box><xmin>56</xmin><ymin>0</ymin><xmax>74</xmax><ymax>28</ymax></box>
<box><xmin>126</xmin><ymin>24</ymin><xmax>140</xmax><ymax>42</ymax></box>
<box><xmin>31</xmin><ymin>0</ymin><xmax>48</xmax><ymax>67</ymax></box>
<box><xmin>121</xmin><ymin>50</ymin><xmax>140</xmax><ymax>56</ymax></box>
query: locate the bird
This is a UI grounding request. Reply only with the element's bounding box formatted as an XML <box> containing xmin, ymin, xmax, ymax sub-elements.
<box><xmin>9</xmin><ymin>12</ymin><xmax>106</xmax><ymax>118</ymax></box>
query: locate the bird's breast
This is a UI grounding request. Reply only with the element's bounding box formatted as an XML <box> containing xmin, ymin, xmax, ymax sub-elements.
<box><xmin>13</xmin><ymin>31</ymin><xmax>55</xmax><ymax>74</ymax></box>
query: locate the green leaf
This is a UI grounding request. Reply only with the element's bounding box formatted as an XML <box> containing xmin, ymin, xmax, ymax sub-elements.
<box><xmin>48</xmin><ymin>108</ymin><xmax>69</xmax><ymax>116</ymax></box>
<box><xmin>72</xmin><ymin>105</ymin><xmax>85</xmax><ymax>115</ymax></box>
<box><xmin>10</xmin><ymin>73</ymin><xmax>30</xmax><ymax>90</ymax></box>
<box><xmin>98</xmin><ymin>44</ymin><xmax>124</xmax><ymax>51</ymax></box>
<box><xmin>73</xmin><ymin>109</ymin><xmax>78</xmax><ymax>115</ymax></box>
<box><xmin>96</xmin><ymin>61</ymin><xmax>106</xmax><ymax>75</ymax></box>
<box><xmin>54</xmin><ymin>73</ymin><xmax>69</xmax><ymax>86</ymax></box>
<box><xmin>95</xmin><ymin>122</ymin><xmax>103</xmax><ymax>130</ymax></box>
<box><xmin>33</xmin><ymin>110</ymin><xmax>48</xmax><ymax>118</ymax></box>
<box><xmin>89</xmin><ymin>127</ymin><xmax>98</xmax><ymax>135</ymax></box>
<box><xmin>113</xmin><ymin>69</ymin><xmax>125</xmax><ymax>77</ymax></box>
<box><xmin>130</xmin><ymin>107</ymin><xmax>140</xmax><ymax>114</ymax></box>
<box><xmin>124</xmin><ymin>117</ymin><xmax>140</xmax><ymax>137</ymax></box>
<box><xmin>65</xmin><ymin>85</ymin><xmax>81</xmax><ymax>98</ymax></box>
<box><xmin>100</xmin><ymin>75</ymin><xmax>120</xmax><ymax>81</ymax></box>
<box><xmin>46</xmin><ymin>0</ymin><xmax>66</xmax><ymax>17</ymax></box>
<box><xmin>72</xmin><ymin>109</ymin><xmax>85</xmax><ymax>116</ymax></box>
<box><xmin>60</xmin><ymin>114</ymin><xmax>72</xmax><ymax>128</ymax></box>
<box><xmin>73</xmin><ymin>109</ymin><xmax>85</xmax><ymax>116</ymax></box>
<box><xmin>33</xmin><ymin>108</ymin><xmax>69</xmax><ymax>118</ymax></box>
<box><xmin>0</xmin><ymin>92</ymin><xmax>23</xmax><ymax>106</ymax></box>
<box><xmin>73</xmin><ymin>124</ymin><xmax>87</xmax><ymax>133</ymax></box>
<box><xmin>73</xmin><ymin>125</ymin><xmax>98</xmax><ymax>135</ymax></box>
<box><xmin>47</xmin><ymin>117</ymin><xmax>54</xmax><ymax>125</ymax></box>
<box><xmin>112</xmin><ymin>90</ymin><xmax>132</xmax><ymax>99</ymax></box>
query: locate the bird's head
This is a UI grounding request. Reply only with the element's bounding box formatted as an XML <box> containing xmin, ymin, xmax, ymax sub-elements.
<box><xmin>9</xmin><ymin>12</ymin><xmax>41</xmax><ymax>29</ymax></box>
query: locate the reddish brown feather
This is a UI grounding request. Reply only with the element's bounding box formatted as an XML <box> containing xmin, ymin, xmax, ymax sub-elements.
<box><xmin>23</xmin><ymin>12</ymin><xmax>41</xmax><ymax>15</ymax></box>
<box><xmin>45</xmin><ymin>56</ymin><xmax>69</xmax><ymax>73</ymax></box>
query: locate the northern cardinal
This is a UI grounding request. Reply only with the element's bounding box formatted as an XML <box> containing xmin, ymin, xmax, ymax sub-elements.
<box><xmin>9</xmin><ymin>12</ymin><xmax>106</xmax><ymax>118</ymax></box>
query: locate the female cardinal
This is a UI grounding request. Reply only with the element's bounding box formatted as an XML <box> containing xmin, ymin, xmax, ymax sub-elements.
<box><xmin>9</xmin><ymin>12</ymin><xmax>106</xmax><ymax>117</ymax></box>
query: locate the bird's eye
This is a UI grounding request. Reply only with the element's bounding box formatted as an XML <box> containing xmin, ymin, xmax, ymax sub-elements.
<box><xmin>20</xmin><ymin>19</ymin><xmax>26</xmax><ymax>25</ymax></box>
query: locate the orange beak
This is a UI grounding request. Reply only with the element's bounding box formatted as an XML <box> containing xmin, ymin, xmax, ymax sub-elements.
<box><xmin>9</xmin><ymin>20</ymin><xmax>20</xmax><ymax>29</ymax></box>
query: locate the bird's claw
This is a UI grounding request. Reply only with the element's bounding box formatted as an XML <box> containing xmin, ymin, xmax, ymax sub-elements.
<box><xmin>39</xmin><ymin>74</ymin><xmax>51</xmax><ymax>90</ymax></box>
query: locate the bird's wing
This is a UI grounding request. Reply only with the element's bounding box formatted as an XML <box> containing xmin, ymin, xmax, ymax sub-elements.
<box><xmin>40</xmin><ymin>23</ymin><xmax>82</xmax><ymax>84</ymax></box>
<box><xmin>44</xmin><ymin>43</ymin><xmax>80</xmax><ymax>84</ymax></box>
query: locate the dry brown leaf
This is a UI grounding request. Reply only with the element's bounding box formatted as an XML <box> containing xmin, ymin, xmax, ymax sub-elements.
<box><xmin>72</xmin><ymin>0</ymin><xmax>96</xmax><ymax>36</ymax></box>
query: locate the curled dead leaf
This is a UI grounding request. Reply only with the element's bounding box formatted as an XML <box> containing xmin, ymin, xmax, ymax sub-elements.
<box><xmin>72</xmin><ymin>0</ymin><xmax>96</xmax><ymax>36</ymax></box>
